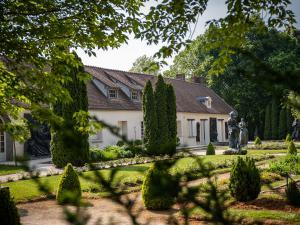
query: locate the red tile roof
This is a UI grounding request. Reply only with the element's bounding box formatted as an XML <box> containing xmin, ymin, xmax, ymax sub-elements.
<box><xmin>86</xmin><ymin>66</ymin><xmax>233</xmax><ymax>114</ymax></box>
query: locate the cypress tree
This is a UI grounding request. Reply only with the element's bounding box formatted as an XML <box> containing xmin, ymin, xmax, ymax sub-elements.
<box><xmin>286</xmin><ymin>108</ymin><xmax>294</xmax><ymax>134</ymax></box>
<box><xmin>271</xmin><ymin>98</ymin><xmax>279</xmax><ymax>140</ymax></box>
<box><xmin>142</xmin><ymin>81</ymin><xmax>158</xmax><ymax>154</ymax></box>
<box><xmin>278</xmin><ymin>108</ymin><xmax>287</xmax><ymax>139</ymax></box>
<box><xmin>51</xmin><ymin>52</ymin><xmax>89</xmax><ymax>168</ymax></box>
<box><xmin>154</xmin><ymin>75</ymin><xmax>168</xmax><ymax>154</ymax></box>
<box><xmin>264</xmin><ymin>104</ymin><xmax>271</xmax><ymax>140</ymax></box>
<box><xmin>166</xmin><ymin>84</ymin><xmax>177</xmax><ymax>155</ymax></box>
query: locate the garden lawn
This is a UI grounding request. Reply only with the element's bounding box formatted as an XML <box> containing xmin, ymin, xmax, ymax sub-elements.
<box><xmin>188</xmin><ymin>207</ymin><xmax>300</xmax><ymax>224</ymax></box>
<box><xmin>0</xmin><ymin>165</ymin><xmax>26</xmax><ymax>176</ymax></box>
<box><xmin>248</xmin><ymin>149</ymin><xmax>300</xmax><ymax>155</ymax></box>
<box><xmin>4</xmin><ymin>155</ymin><xmax>273</xmax><ymax>202</ymax></box>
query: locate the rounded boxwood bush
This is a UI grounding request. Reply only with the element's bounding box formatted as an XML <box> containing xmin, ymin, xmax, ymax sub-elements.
<box><xmin>206</xmin><ymin>142</ymin><xmax>215</xmax><ymax>155</ymax></box>
<box><xmin>229</xmin><ymin>157</ymin><xmax>261</xmax><ymax>202</ymax></box>
<box><xmin>288</xmin><ymin>141</ymin><xmax>297</xmax><ymax>155</ymax></box>
<box><xmin>286</xmin><ymin>180</ymin><xmax>300</xmax><ymax>207</ymax></box>
<box><xmin>142</xmin><ymin>162</ymin><xmax>179</xmax><ymax>210</ymax></box>
<box><xmin>56</xmin><ymin>163</ymin><xmax>81</xmax><ymax>205</ymax></box>
<box><xmin>0</xmin><ymin>187</ymin><xmax>20</xmax><ymax>225</ymax></box>
<box><xmin>254</xmin><ymin>136</ymin><xmax>262</xmax><ymax>146</ymax></box>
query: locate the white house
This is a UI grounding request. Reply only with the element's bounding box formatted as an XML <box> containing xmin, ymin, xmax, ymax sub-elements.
<box><xmin>0</xmin><ymin>66</ymin><xmax>233</xmax><ymax>161</ymax></box>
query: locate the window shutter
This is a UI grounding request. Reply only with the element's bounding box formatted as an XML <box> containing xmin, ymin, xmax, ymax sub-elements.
<box><xmin>192</xmin><ymin>120</ymin><xmax>197</xmax><ymax>137</ymax></box>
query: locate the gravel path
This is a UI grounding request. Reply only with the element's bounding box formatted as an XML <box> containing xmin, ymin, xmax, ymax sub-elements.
<box><xmin>18</xmin><ymin>193</ymin><xmax>183</xmax><ymax>225</ymax></box>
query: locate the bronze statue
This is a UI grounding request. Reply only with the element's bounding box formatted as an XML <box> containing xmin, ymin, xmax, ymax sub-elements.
<box><xmin>228</xmin><ymin>111</ymin><xmax>240</xmax><ymax>151</ymax></box>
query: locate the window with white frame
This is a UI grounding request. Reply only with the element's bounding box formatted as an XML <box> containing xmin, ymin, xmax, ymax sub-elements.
<box><xmin>0</xmin><ymin>119</ymin><xmax>5</xmax><ymax>153</ymax></box>
<box><xmin>177</xmin><ymin>120</ymin><xmax>182</xmax><ymax>137</ymax></box>
<box><xmin>131</xmin><ymin>90</ymin><xmax>139</xmax><ymax>100</ymax></box>
<box><xmin>108</xmin><ymin>89</ymin><xmax>118</xmax><ymax>98</ymax></box>
<box><xmin>187</xmin><ymin>119</ymin><xmax>196</xmax><ymax>137</ymax></box>
<box><xmin>89</xmin><ymin>131</ymin><xmax>103</xmax><ymax>143</ymax></box>
<box><xmin>118</xmin><ymin>121</ymin><xmax>128</xmax><ymax>138</ymax></box>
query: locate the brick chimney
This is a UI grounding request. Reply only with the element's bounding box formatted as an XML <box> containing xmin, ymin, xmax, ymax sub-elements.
<box><xmin>176</xmin><ymin>74</ymin><xmax>185</xmax><ymax>81</ymax></box>
<box><xmin>192</xmin><ymin>75</ymin><xmax>205</xmax><ymax>84</ymax></box>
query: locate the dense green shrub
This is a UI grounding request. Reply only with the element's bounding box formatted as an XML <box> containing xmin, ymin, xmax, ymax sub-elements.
<box><xmin>90</xmin><ymin>145</ymin><xmax>135</xmax><ymax>161</ymax></box>
<box><xmin>116</xmin><ymin>140</ymin><xmax>125</xmax><ymax>146</ymax></box>
<box><xmin>0</xmin><ymin>187</ymin><xmax>20</xmax><ymax>225</ymax></box>
<box><xmin>288</xmin><ymin>141</ymin><xmax>297</xmax><ymax>155</ymax></box>
<box><xmin>166</xmin><ymin>84</ymin><xmax>177</xmax><ymax>155</ymax></box>
<box><xmin>254</xmin><ymin>136</ymin><xmax>262</xmax><ymax>146</ymax></box>
<box><xmin>229</xmin><ymin>157</ymin><xmax>261</xmax><ymax>202</ymax></box>
<box><xmin>286</xmin><ymin>133</ymin><xmax>292</xmax><ymax>143</ymax></box>
<box><xmin>143</xmin><ymin>81</ymin><xmax>158</xmax><ymax>154</ymax></box>
<box><xmin>154</xmin><ymin>75</ymin><xmax>169</xmax><ymax>154</ymax></box>
<box><xmin>206</xmin><ymin>142</ymin><xmax>215</xmax><ymax>155</ymax></box>
<box><xmin>142</xmin><ymin>162</ymin><xmax>179</xmax><ymax>210</ymax></box>
<box><xmin>56</xmin><ymin>163</ymin><xmax>81</xmax><ymax>205</ymax></box>
<box><xmin>51</xmin><ymin>52</ymin><xmax>89</xmax><ymax>168</ymax></box>
<box><xmin>134</xmin><ymin>139</ymin><xmax>143</xmax><ymax>145</ymax></box>
<box><xmin>269</xmin><ymin>155</ymin><xmax>300</xmax><ymax>175</ymax></box>
<box><xmin>286</xmin><ymin>181</ymin><xmax>300</xmax><ymax>207</ymax></box>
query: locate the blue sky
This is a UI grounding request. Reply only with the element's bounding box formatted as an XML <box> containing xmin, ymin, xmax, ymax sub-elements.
<box><xmin>76</xmin><ymin>0</ymin><xmax>300</xmax><ymax>71</ymax></box>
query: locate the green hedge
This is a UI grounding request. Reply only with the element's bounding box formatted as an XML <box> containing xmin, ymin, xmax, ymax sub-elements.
<box><xmin>206</xmin><ymin>142</ymin><xmax>215</xmax><ymax>155</ymax></box>
<box><xmin>56</xmin><ymin>163</ymin><xmax>81</xmax><ymax>205</ymax></box>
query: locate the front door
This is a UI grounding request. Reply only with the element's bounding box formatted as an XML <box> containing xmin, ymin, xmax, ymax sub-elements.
<box><xmin>210</xmin><ymin>118</ymin><xmax>218</xmax><ymax>142</ymax></box>
<box><xmin>196</xmin><ymin>122</ymin><xmax>200</xmax><ymax>143</ymax></box>
<box><xmin>0</xmin><ymin>118</ymin><xmax>6</xmax><ymax>161</ymax></box>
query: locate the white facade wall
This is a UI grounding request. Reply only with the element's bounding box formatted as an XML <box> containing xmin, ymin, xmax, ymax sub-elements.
<box><xmin>89</xmin><ymin>110</ymin><xmax>229</xmax><ymax>148</ymax></box>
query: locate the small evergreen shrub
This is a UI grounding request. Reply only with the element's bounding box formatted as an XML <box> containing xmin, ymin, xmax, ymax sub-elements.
<box><xmin>0</xmin><ymin>187</ymin><xmax>20</xmax><ymax>225</ymax></box>
<box><xmin>116</xmin><ymin>140</ymin><xmax>125</xmax><ymax>146</ymax></box>
<box><xmin>56</xmin><ymin>163</ymin><xmax>81</xmax><ymax>205</ymax></box>
<box><xmin>142</xmin><ymin>162</ymin><xmax>179</xmax><ymax>210</ymax></box>
<box><xmin>254</xmin><ymin>136</ymin><xmax>262</xmax><ymax>147</ymax></box>
<box><xmin>269</xmin><ymin>155</ymin><xmax>300</xmax><ymax>175</ymax></box>
<box><xmin>286</xmin><ymin>181</ymin><xmax>300</xmax><ymax>207</ymax></box>
<box><xmin>288</xmin><ymin>141</ymin><xmax>297</xmax><ymax>155</ymax></box>
<box><xmin>229</xmin><ymin>157</ymin><xmax>261</xmax><ymax>202</ymax></box>
<box><xmin>206</xmin><ymin>142</ymin><xmax>215</xmax><ymax>155</ymax></box>
<box><xmin>286</xmin><ymin>133</ymin><xmax>292</xmax><ymax>143</ymax></box>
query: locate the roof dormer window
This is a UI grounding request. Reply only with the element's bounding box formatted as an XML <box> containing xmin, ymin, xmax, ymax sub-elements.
<box><xmin>108</xmin><ymin>89</ymin><xmax>118</xmax><ymax>99</ymax></box>
<box><xmin>196</xmin><ymin>96</ymin><xmax>212</xmax><ymax>109</ymax></box>
<box><xmin>131</xmin><ymin>90</ymin><xmax>139</xmax><ymax>101</ymax></box>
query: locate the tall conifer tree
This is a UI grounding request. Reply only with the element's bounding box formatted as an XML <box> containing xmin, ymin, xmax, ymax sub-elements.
<box><xmin>278</xmin><ymin>108</ymin><xmax>287</xmax><ymax>139</ymax></box>
<box><xmin>271</xmin><ymin>98</ymin><xmax>279</xmax><ymax>139</ymax></box>
<box><xmin>154</xmin><ymin>75</ymin><xmax>168</xmax><ymax>153</ymax></box>
<box><xmin>142</xmin><ymin>81</ymin><xmax>158</xmax><ymax>154</ymax></box>
<box><xmin>51</xmin><ymin>52</ymin><xmax>89</xmax><ymax>167</ymax></box>
<box><xmin>166</xmin><ymin>84</ymin><xmax>177</xmax><ymax>154</ymax></box>
<box><xmin>286</xmin><ymin>108</ymin><xmax>294</xmax><ymax>134</ymax></box>
<box><xmin>264</xmin><ymin>104</ymin><xmax>271</xmax><ymax>140</ymax></box>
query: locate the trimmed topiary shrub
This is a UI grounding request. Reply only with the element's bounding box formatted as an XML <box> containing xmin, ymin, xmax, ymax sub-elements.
<box><xmin>229</xmin><ymin>157</ymin><xmax>261</xmax><ymax>202</ymax></box>
<box><xmin>56</xmin><ymin>163</ymin><xmax>81</xmax><ymax>205</ymax></box>
<box><xmin>0</xmin><ymin>187</ymin><xmax>20</xmax><ymax>225</ymax></box>
<box><xmin>254</xmin><ymin>136</ymin><xmax>262</xmax><ymax>147</ymax></box>
<box><xmin>142</xmin><ymin>162</ymin><xmax>179</xmax><ymax>210</ymax></box>
<box><xmin>286</xmin><ymin>181</ymin><xmax>300</xmax><ymax>207</ymax></box>
<box><xmin>288</xmin><ymin>141</ymin><xmax>297</xmax><ymax>155</ymax></box>
<box><xmin>206</xmin><ymin>142</ymin><xmax>215</xmax><ymax>155</ymax></box>
<box><xmin>286</xmin><ymin>133</ymin><xmax>292</xmax><ymax>143</ymax></box>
